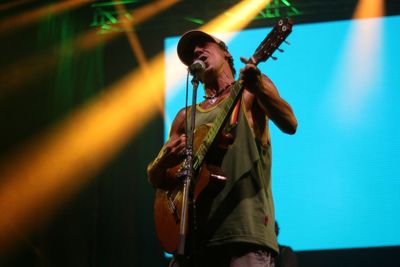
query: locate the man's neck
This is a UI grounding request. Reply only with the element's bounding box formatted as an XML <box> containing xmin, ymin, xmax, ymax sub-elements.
<box><xmin>203</xmin><ymin>72</ymin><xmax>234</xmax><ymax>96</ymax></box>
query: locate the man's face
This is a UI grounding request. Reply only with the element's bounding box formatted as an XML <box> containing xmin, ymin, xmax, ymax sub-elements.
<box><xmin>192</xmin><ymin>41</ymin><xmax>229</xmax><ymax>79</ymax></box>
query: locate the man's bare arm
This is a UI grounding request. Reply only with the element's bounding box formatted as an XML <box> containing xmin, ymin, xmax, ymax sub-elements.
<box><xmin>240</xmin><ymin>58</ymin><xmax>297</xmax><ymax>134</ymax></box>
<box><xmin>147</xmin><ymin>108</ymin><xmax>187</xmax><ymax>188</ymax></box>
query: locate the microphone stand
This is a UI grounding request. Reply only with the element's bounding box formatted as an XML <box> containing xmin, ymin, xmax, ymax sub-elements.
<box><xmin>176</xmin><ymin>75</ymin><xmax>199</xmax><ymax>265</ymax></box>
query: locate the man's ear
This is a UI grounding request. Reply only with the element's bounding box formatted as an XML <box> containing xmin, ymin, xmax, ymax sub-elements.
<box><xmin>224</xmin><ymin>51</ymin><xmax>231</xmax><ymax>59</ymax></box>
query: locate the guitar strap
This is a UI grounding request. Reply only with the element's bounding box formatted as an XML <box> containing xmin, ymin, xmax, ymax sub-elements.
<box><xmin>226</xmin><ymin>97</ymin><xmax>242</xmax><ymax>132</ymax></box>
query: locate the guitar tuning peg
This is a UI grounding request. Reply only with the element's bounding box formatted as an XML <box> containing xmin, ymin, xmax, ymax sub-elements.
<box><xmin>271</xmin><ymin>56</ymin><xmax>278</xmax><ymax>60</ymax></box>
<box><xmin>284</xmin><ymin>40</ymin><xmax>291</xmax><ymax>45</ymax></box>
<box><xmin>277</xmin><ymin>48</ymin><xmax>284</xmax><ymax>53</ymax></box>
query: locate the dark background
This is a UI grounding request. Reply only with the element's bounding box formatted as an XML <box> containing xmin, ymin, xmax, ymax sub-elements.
<box><xmin>1</xmin><ymin>1</ymin><xmax>399</xmax><ymax>266</ymax></box>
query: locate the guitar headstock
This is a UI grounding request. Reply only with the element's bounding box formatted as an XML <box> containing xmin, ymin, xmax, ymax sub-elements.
<box><xmin>249</xmin><ymin>17</ymin><xmax>292</xmax><ymax>65</ymax></box>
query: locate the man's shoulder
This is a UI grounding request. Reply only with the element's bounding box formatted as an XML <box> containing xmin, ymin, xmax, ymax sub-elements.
<box><xmin>169</xmin><ymin>107</ymin><xmax>188</xmax><ymax>136</ymax></box>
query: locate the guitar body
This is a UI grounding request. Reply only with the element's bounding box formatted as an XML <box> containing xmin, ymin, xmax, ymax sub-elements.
<box><xmin>154</xmin><ymin>124</ymin><xmax>226</xmax><ymax>253</ymax></box>
<box><xmin>153</xmin><ymin>180</ymin><xmax>183</xmax><ymax>253</ymax></box>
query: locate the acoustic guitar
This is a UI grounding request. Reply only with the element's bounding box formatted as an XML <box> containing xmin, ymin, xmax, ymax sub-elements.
<box><xmin>154</xmin><ymin>18</ymin><xmax>293</xmax><ymax>253</ymax></box>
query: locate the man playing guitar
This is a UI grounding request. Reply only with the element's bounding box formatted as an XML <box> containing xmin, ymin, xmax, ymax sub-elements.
<box><xmin>147</xmin><ymin>25</ymin><xmax>297</xmax><ymax>267</ymax></box>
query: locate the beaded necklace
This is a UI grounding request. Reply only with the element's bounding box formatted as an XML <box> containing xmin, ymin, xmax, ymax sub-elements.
<box><xmin>204</xmin><ymin>81</ymin><xmax>235</xmax><ymax>104</ymax></box>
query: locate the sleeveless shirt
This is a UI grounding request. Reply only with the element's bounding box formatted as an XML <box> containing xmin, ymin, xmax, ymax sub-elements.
<box><xmin>191</xmin><ymin>96</ymin><xmax>278</xmax><ymax>253</ymax></box>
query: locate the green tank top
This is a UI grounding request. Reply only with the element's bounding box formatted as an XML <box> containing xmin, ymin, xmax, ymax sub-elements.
<box><xmin>191</xmin><ymin>96</ymin><xmax>278</xmax><ymax>253</ymax></box>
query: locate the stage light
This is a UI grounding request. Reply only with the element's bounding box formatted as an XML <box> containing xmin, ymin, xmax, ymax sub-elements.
<box><xmin>202</xmin><ymin>0</ymin><xmax>271</xmax><ymax>34</ymax></box>
<box><xmin>90</xmin><ymin>0</ymin><xmax>154</xmax><ymax>34</ymax></box>
<box><xmin>353</xmin><ymin>0</ymin><xmax>384</xmax><ymax>19</ymax></box>
<box><xmin>255</xmin><ymin>0</ymin><xmax>301</xmax><ymax>20</ymax></box>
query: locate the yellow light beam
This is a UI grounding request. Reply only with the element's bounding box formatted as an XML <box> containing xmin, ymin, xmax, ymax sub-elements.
<box><xmin>114</xmin><ymin>2</ymin><xmax>164</xmax><ymax>114</ymax></box>
<box><xmin>329</xmin><ymin>0</ymin><xmax>384</xmax><ymax>125</ymax></box>
<box><xmin>0</xmin><ymin>0</ymin><xmax>179</xmax><ymax>99</ymax></box>
<box><xmin>0</xmin><ymin>54</ymin><xmax>165</xmax><ymax>256</ymax></box>
<box><xmin>0</xmin><ymin>0</ymin><xmax>35</xmax><ymax>12</ymax></box>
<box><xmin>0</xmin><ymin>0</ymin><xmax>94</xmax><ymax>35</ymax></box>
<box><xmin>201</xmin><ymin>0</ymin><xmax>270</xmax><ymax>33</ymax></box>
<box><xmin>0</xmin><ymin>0</ymin><xmax>268</xmax><ymax>256</ymax></box>
<box><xmin>353</xmin><ymin>0</ymin><xmax>384</xmax><ymax>19</ymax></box>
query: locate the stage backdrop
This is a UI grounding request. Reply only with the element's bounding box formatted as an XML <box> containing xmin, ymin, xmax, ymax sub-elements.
<box><xmin>164</xmin><ymin>15</ymin><xmax>400</xmax><ymax>251</ymax></box>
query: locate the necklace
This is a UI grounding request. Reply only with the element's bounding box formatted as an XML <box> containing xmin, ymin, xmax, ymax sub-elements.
<box><xmin>204</xmin><ymin>82</ymin><xmax>235</xmax><ymax>104</ymax></box>
<box><xmin>204</xmin><ymin>94</ymin><xmax>218</xmax><ymax>104</ymax></box>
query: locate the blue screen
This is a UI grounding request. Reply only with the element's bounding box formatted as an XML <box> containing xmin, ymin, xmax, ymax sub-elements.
<box><xmin>164</xmin><ymin>16</ymin><xmax>400</xmax><ymax>251</ymax></box>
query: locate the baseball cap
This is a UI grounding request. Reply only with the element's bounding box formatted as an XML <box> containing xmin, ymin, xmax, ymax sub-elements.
<box><xmin>177</xmin><ymin>30</ymin><xmax>228</xmax><ymax>66</ymax></box>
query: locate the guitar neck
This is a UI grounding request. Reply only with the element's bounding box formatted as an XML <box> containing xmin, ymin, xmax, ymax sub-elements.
<box><xmin>191</xmin><ymin>17</ymin><xmax>292</xmax><ymax>173</ymax></box>
<box><xmin>192</xmin><ymin>81</ymin><xmax>243</xmax><ymax>171</ymax></box>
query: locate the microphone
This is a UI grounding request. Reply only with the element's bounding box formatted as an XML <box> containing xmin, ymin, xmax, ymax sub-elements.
<box><xmin>188</xmin><ymin>60</ymin><xmax>205</xmax><ymax>76</ymax></box>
